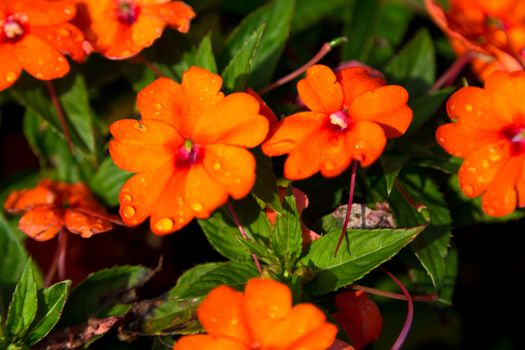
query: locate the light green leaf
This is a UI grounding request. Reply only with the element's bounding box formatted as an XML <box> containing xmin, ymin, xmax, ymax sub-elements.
<box><xmin>301</xmin><ymin>226</ymin><xmax>425</xmax><ymax>294</ymax></box>
<box><xmin>194</xmin><ymin>33</ymin><xmax>218</xmax><ymax>73</ymax></box>
<box><xmin>89</xmin><ymin>157</ymin><xmax>132</xmax><ymax>207</ymax></box>
<box><xmin>380</xmin><ymin>154</ymin><xmax>409</xmax><ymax>195</ymax></box>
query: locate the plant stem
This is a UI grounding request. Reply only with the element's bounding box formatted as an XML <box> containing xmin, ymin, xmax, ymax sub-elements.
<box><xmin>136</xmin><ymin>54</ymin><xmax>166</xmax><ymax>78</ymax></box>
<box><xmin>351</xmin><ymin>284</ymin><xmax>438</xmax><ymax>302</ymax></box>
<box><xmin>45</xmin><ymin>230</ymin><xmax>68</xmax><ymax>287</ymax></box>
<box><xmin>227</xmin><ymin>201</ymin><xmax>263</xmax><ymax>276</ymax></box>
<box><xmin>431</xmin><ymin>51</ymin><xmax>474</xmax><ymax>91</ymax></box>
<box><xmin>334</xmin><ymin>160</ymin><xmax>358</xmax><ymax>256</ymax></box>
<box><xmin>258</xmin><ymin>36</ymin><xmax>347</xmax><ymax>95</ymax></box>
<box><xmin>384</xmin><ymin>269</ymin><xmax>414</xmax><ymax>350</ymax></box>
<box><xmin>45</xmin><ymin>81</ymin><xmax>74</xmax><ymax>154</ymax></box>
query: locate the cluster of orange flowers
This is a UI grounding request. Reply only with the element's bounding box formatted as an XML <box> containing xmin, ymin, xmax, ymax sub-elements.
<box><xmin>0</xmin><ymin>0</ymin><xmax>195</xmax><ymax>90</ymax></box>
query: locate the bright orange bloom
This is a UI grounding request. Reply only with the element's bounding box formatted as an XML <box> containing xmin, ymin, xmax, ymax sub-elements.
<box><xmin>436</xmin><ymin>70</ymin><xmax>525</xmax><ymax>217</ymax></box>
<box><xmin>333</xmin><ymin>291</ymin><xmax>382</xmax><ymax>350</ymax></box>
<box><xmin>109</xmin><ymin>67</ymin><xmax>269</xmax><ymax>235</ymax></box>
<box><xmin>3</xmin><ymin>179</ymin><xmax>115</xmax><ymax>241</ymax></box>
<box><xmin>425</xmin><ymin>0</ymin><xmax>525</xmax><ymax>80</ymax></box>
<box><xmin>0</xmin><ymin>0</ymin><xmax>86</xmax><ymax>91</ymax></box>
<box><xmin>76</xmin><ymin>0</ymin><xmax>195</xmax><ymax>59</ymax></box>
<box><xmin>173</xmin><ymin>278</ymin><xmax>338</xmax><ymax>350</ymax></box>
<box><xmin>262</xmin><ymin>64</ymin><xmax>412</xmax><ymax>180</ymax></box>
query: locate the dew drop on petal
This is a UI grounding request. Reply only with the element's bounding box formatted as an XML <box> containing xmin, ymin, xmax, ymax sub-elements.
<box><xmin>153</xmin><ymin>103</ymin><xmax>162</xmax><ymax>111</ymax></box>
<box><xmin>481</xmin><ymin>160</ymin><xmax>489</xmax><ymax>169</ymax></box>
<box><xmin>154</xmin><ymin>217</ymin><xmax>174</xmax><ymax>232</ymax></box>
<box><xmin>462</xmin><ymin>184</ymin><xmax>474</xmax><ymax>196</ymax></box>
<box><xmin>464</xmin><ymin>104</ymin><xmax>474</xmax><ymax>112</ymax></box>
<box><xmin>122</xmin><ymin>205</ymin><xmax>136</xmax><ymax>218</ymax></box>
<box><xmin>234</xmin><ymin>178</ymin><xmax>241</xmax><ymax>184</ymax></box>
<box><xmin>192</xmin><ymin>202</ymin><xmax>203</xmax><ymax>212</ymax></box>
<box><xmin>64</xmin><ymin>8</ymin><xmax>73</xmax><ymax>15</ymax></box>
<box><xmin>58</xmin><ymin>28</ymin><xmax>70</xmax><ymax>37</ymax></box>
<box><xmin>122</xmin><ymin>187</ymin><xmax>131</xmax><ymax>193</ymax></box>
<box><xmin>134</xmin><ymin>123</ymin><xmax>148</xmax><ymax>133</ymax></box>
<box><xmin>213</xmin><ymin>162</ymin><xmax>222</xmax><ymax>170</ymax></box>
<box><xmin>175</xmin><ymin>196</ymin><xmax>184</xmax><ymax>206</ymax></box>
<box><xmin>224</xmin><ymin>171</ymin><xmax>232</xmax><ymax>177</ymax></box>
<box><xmin>122</xmin><ymin>194</ymin><xmax>132</xmax><ymax>203</ymax></box>
<box><xmin>5</xmin><ymin>71</ymin><xmax>16</xmax><ymax>82</ymax></box>
<box><xmin>467</xmin><ymin>166</ymin><xmax>477</xmax><ymax>174</ymax></box>
<box><xmin>485</xmin><ymin>207</ymin><xmax>496</xmax><ymax>216</ymax></box>
<box><xmin>35</xmin><ymin>73</ymin><xmax>44</xmax><ymax>79</ymax></box>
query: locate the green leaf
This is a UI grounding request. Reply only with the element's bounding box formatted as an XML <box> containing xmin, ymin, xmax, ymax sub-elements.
<box><xmin>5</xmin><ymin>260</ymin><xmax>38</xmax><ymax>341</ymax></box>
<box><xmin>271</xmin><ymin>189</ymin><xmax>303</xmax><ymax>269</ymax></box>
<box><xmin>407</xmin><ymin>87</ymin><xmax>455</xmax><ymax>134</ymax></box>
<box><xmin>61</xmin><ymin>265</ymin><xmax>155</xmax><ymax>325</ymax></box>
<box><xmin>194</xmin><ymin>33</ymin><xmax>218</xmax><ymax>73</ymax></box>
<box><xmin>0</xmin><ymin>213</ymin><xmax>28</xmax><ymax>319</ymax></box>
<box><xmin>224</xmin><ymin>0</ymin><xmax>295</xmax><ymax>89</ymax></box>
<box><xmin>26</xmin><ymin>281</ymin><xmax>70</xmax><ymax>346</ymax></box>
<box><xmin>291</xmin><ymin>0</ymin><xmax>347</xmax><ymax>33</ymax></box>
<box><xmin>385</xmin><ymin>28</ymin><xmax>436</xmax><ymax>98</ymax></box>
<box><xmin>89</xmin><ymin>157</ymin><xmax>132</xmax><ymax>207</ymax></box>
<box><xmin>221</xmin><ymin>25</ymin><xmax>265</xmax><ymax>92</ymax></box>
<box><xmin>252</xmin><ymin>149</ymin><xmax>282</xmax><ymax>213</ymax></box>
<box><xmin>198</xmin><ymin>196</ymin><xmax>271</xmax><ymax>261</ymax></box>
<box><xmin>391</xmin><ymin>172</ymin><xmax>452</xmax><ymax>290</ymax></box>
<box><xmin>301</xmin><ymin>226</ymin><xmax>425</xmax><ymax>294</ymax></box>
<box><xmin>380</xmin><ymin>154</ymin><xmax>409</xmax><ymax>195</ymax></box>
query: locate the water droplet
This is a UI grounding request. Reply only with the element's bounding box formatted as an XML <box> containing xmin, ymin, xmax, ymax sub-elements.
<box><xmin>36</xmin><ymin>73</ymin><xmax>44</xmax><ymax>79</ymax></box>
<box><xmin>177</xmin><ymin>217</ymin><xmax>185</xmax><ymax>224</ymax></box>
<box><xmin>438</xmin><ymin>136</ymin><xmax>446</xmax><ymax>144</ymax></box>
<box><xmin>485</xmin><ymin>207</ymin><xmax>496</xmax><ymax>216</ymax></box>
<box><xmin>153</xmin><ymin>103</ymin><xmax>162</xmax><ymax>111</ymax></box>
<box><xmin>464</xmin><ymin>104</ymin><xmax>474</xmax><ymax>112</ymax></box>
<box><xmin>449</xmin><ymin>104</ymin><xmax>456</xmax><ymax>111</ymax></box>
<box><xmin>122</xmin><ymin>194</ymin><xmax>132</xmax><ymax>203</ymax></box>
<box><xmin>213</xmin><ymin>162</ymin><xmax>222</xmax><ymax>170</ymax></box>
<box><xmin>481</xmin><ymin>160</ymin><xmax>489</xmax><ymax>169</ymax></box>
<box><xmin>122</xmin><ymin>205</ymin><xmax>136</xmax><ymax>218</ymax></box>
<box><xmin>192</xmin><ymin>202</ymin><xmax>203</xmax><ymax>212</ymax></box>
<box><xmin>5</xmin><ymin>71</ymin><xmax>16</xmax><ymax>82</ymax></box>
<box><xmin>488</xmin><ymin>152</ymin><xmax>501</xmax><ymax>162</ymax></box>
<box><xmin>37</xmin><ymin>59</ymin><xmax>44</xmax><ymax>66</ymax></box>
<box><xmin>154</xmin><ymin>217</ymin><xmax>174</xmax><ymax>232</ymax></box>
<box><xmin>224</xmin><ymin>171</ymin><xmax>232</xmax><ymax>177</ymax></box>
<box><xmin>463</xmin><ymin>184</ymin><xmax>474</xmax><ymax>196</ymax></box>
<box><xmin>64</xmin><ymin>8</ymin><xmax>73</xmax><ymax>15</ymax></box>
<box><xmin>477</xmin><ymin>175</ymin><xmax>487</xmax><ymax>184</ymax></box>
<box><xmin>467</xmin><ymin>166</ymin><xmax>477</xmax><ymax>174</ymax></box>
<box><xmin>135</xmin><ymin>123</ymin><xmax>148</xmax><ymax>132</ymax></box>
<box><xmin>58</xmin><ymin>28</ymin><xmax>70</xmax><ymax>37</ymax></box>
<box><xmin>57</xmin><ymin>56</ymin><xmax>65</xmax><ymax>62</ymax></box>
<box><xmin>234</xmin><ymin>178</ymin><xmax>241</xmax><ymax>184</ymax></box>
<box><xmin>122</xmin><ymin>187</ymin><xmax>131</xmax><ymax>193</ymax></box>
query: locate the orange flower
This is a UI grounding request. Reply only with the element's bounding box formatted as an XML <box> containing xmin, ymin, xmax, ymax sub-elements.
<box><xmin>0</xmin><ymin>0</ymin><xmax>86</xmax><ymax>91</ymax></box>
<box><xmin>3</xmin><ymin>179</ymin><xmax>115</xmax><ymax>241</ymax></box>
<box><xmin>173</xmin><ymin>278</ymin><xmax>338</xmax><ymax>350</ymax></box>
<box><xmin>436</xmin><ymin>70</ymin><xmax>525</xmax><ymax>217</ymax></box>
<box><xmin>109</xmin><ymin>66</ymin><xmax>269</xmax><ymax>234</ymax></box>
<box><xmin>425</xmin><ymin>0</ymin><xmax>525</xmax><ymax>79</ymax></box>
<box><xmin>76</xmin><ymin>0</ymin><xmax>195</xmax><ymax>59</ymax></box>
<box><xmin>333</xmin><ymin>291</ymin><xmax>382</xmax><ymax>350</ymax></box>
<box><xmin>262</xmin><ymin>64</ymin><xmax>412</xmax><ymax>180</ymax></box>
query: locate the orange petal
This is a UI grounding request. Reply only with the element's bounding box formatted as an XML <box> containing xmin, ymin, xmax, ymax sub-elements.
<box><xmin>349</xmin><ymin>85</ymin><xmax>412</xmax><ymax>138</ymax></box>
<box><xmin>283</xmin><ymin>129</ymin><xmax>331</xmax><ymax>180</ymax></box>
<box><xmin>64</xmin><ymin>209</ymin><xmax>112</xmax><ymax>238</ymax></box>
<box><xmin>202</xmin><ymin>144</ymin><xmax>256</xmax><ymax>199</ymax></box>
<box><xmin>481</xmin><ymin>156</ymin><xmax>523</xmax><ymax>217</ymax></box>
<box><xmin>118</xmin><ymin>162</ymin><xmax>175</xmax><ymax>226</ymax></box>
<box><xmin>80</xmin><ymin>1</ymin><xmax>120</xmax><ymax>55</ymax></box>
<box><xmin>244</xmin><ymin>278</ymin><xmax>292</xmax><ymax>344</ymax></box>
<box><xmin>129</xmin><ymin>12</ymin><xmax>166</xmax><ymax>52</ymax></box>
<box><xmin>337</xmin><ymin>66</ymin><xmax>385</xmax><ymax>108</ymax></box>
<box><xmin>149</xmin><ymin>168</ymin><xmax>193</xmax><ymax>235</ymax></box>
<box><xmin>262</xmin><ymin>304</ymin><xmax>328</xmax><ymax>348</ymax></box>
<box><xmin>18</xmin><ymin>206</ymin><xmax>63</xmax><ymax>241</ymax></box>
<box><xmin>247</xmin><ymin>88</ymin><xmax>279</xmax><ymax>129</ymax></box>
<box><xmin>182</xmin><ymin>66</ymin><xmax>224</xmax><ymax>136</ymax></box>
<box><xmin>0</xmin><ymin>44</ymin><xmax>21</xmax><ymax>91</ymax></box>
<box><xmin>3</xmin><ymin>185</ymin><xmax>56</xmax><ymax>214</ymax></box>
<box><xmin>445</xmin><ymin>86</ymin><xmax>508</xmax><ymax>130</ymax></box>
<box><xmin>319</xmin><ymin>133</ymin><xmax>353</xmax><ymax>178</ymax></box>
<box><xmin>109</xmin><ymin>118</ymin><xmax>181</xmax><ymax>173</ymax></box>
<box><xmin>145</xmin><ymin>1</ymin><xmax>195</xmax><ymax>33</ymax></box>
<box><xmin>484</xmin><ymin>70</ymin><xmax>525</xmax><ymax>124</ymax></box>
<box><xmin>173</xmin><ymin>335</ymin><xmax>247</xmax><ymax>350</ymax></box>
<box><xmin>458</xmin><ymin>140</ymin><xmax>511</xmax><ymax>198</ymax></box>
<box><xmin>137</xmin><ymin>77</ymin><xmax>185</xmax><ymax>129</ymax></box>
<box><xmin>103</xmin><ymin>25</ymin><xmax>142</xmax><ymax>59</ymax></box>
<box><xmin>14</xmin><ymin>35</ymin><xmax>69</xmax><ymax>80</ymax></box>
<box><xmin>262</xmin><ymin>112</ymin><xmax>326</xmax><ymax>156</ymax></box>
<box><xmin>197</xmin><ymin>285</ymin><xmax>250</xmax><ymax>344</ymax></box>
<box><xmin>436</xmin><ymin>123</ymin><xmax>502</xmax><ymax>159</ymax></box>
<box><xmin>8</xmin><ymin>0</ymin><xmax>76</xmax><ymax>26</ymax></box>
<box><xmin>345</xmin><ymin>121</ymin><xmax>386</xmax><ymax>167</ymax></box>
<box><xmin>297</xmin><ymin>65</ymin><xmax>343</xmax><ymax>113</ymax></box>
<box><xmin>288</xmin><ymin>323</ymin><xmax>338</xmax><ymax>350</ymax></box>
<box><xmin>185</xmin><ymin>164</ymin><xmax>228</xmax><ymax>219</ymax></box>
<box><xmin>31</xmin><ymin>23</ymin><xmax>86</xmax><ymax>62</ymax></box>
<box><xmin>193</xmin><ymin>92</ymin><xmax>269</xmax><ymax>147</ymax></box>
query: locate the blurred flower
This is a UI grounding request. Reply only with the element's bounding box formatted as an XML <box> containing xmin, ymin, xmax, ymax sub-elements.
<box><xmin>109</xmin><ymin>66</ymin><xmax>269</xmax><ymax>235</ymax></box>
<box><xmin>436</xmin><ymin>70</ymin><xmax>525</xmax><ymax>216</ymax></box>
<box><xmin>75</xmin><ymin>0</ymin><xmax>195</xmax><ymax>59</ymax></box>
<box><xmin>333</xmin><ymin>291</ymin><xmax>383</xmax><ymax>350</ymax></box>
<box><xmin>425</xmin><ymin>0</ymin><xmax>525</xmax><ymax>80</ymax></box>
<box><xmin>262</xmin><ymin>64</ymin><xmax>412</xmax><ymax>180</ymax></box>
<box><xmin>173</xmin><ymin>278</ymin><xmax>338</xmax><ymax>350</ymax></box>
<box><xmin>3</xmin><ymin>179</ymin><xmax>115</xmax><ymax>241</ymax></box>
<box><xmin>0</xmin><ymin>0</ymin><xmax>86</xmax><ymax>91</ymax></box>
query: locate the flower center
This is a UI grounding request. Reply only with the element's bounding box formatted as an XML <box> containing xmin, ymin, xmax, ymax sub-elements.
<box><xmin>116</xmin><ymin>0</ymin><xmax>140</xmax><ymax>25</ymax></box>
<box><xmin>329</xmin><ymin>110</ymin><xmax>349</xmax><ymax>130</ymax></box>
<box><xmin>1</xmin><ymin>14</ymin><xmax>28</xmax><ymax>42</ymax></box>
<box><xmin>176</xmin><ymin>139</ymin><xmax>202</xmax><ymax>166</ymax></box>
<box><xmin>503</xmin><ymin>125</ymin><xmax>525</xmax><ymax>154</ymax></box>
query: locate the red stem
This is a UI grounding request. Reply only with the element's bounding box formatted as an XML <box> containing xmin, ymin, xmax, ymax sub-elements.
<box><xmin>44</xmin><ymin>230</ymin><xmax>68</xmax><ymax>287</ymax></box>
<box><xmin>258</xmin><ymin>37</ymin><xmax>347</xmax><ymax>95</ymax></box>
<box><xmin>45</xmin><ymin>81</ymin><xmax>74</xmax><ymax>154</ymax></box>
<box><xmin>351</xmin><ymin>284</ymin><xmax>438</xmax><ymax>302</ymax></box>
<box><xmin>227</xmin><ymin>201</ymin><xmax>263</xmax><ymax>276</ymax></box>
<box><xmin>431</xmin><ymin>51</ymin><xmax>474</xmax><ymax>91</ymax></box>
<box><xmin>394</xmin><ymin>179</ymin><xmax>426</xmax><ymax>212</ymax></box>
<box><xmin>136</xmin><ymin>54</ymin><xmax>166</xmax><ymax>78</ymax></box>
<box><xmin>334</xmin><ymin>160</ymin><xmax>358</xmax><ymax>256</ymax></box>
<box><xmin>384</xmin><ymin>269</ymin><xmax>414</xmax><ymax>350</ymax></box>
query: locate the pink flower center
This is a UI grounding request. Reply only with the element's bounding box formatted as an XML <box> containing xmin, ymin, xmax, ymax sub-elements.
<box><xmin>502</xmin><ymin>125</ymin><xmax>525</xmax><ymax>154</ymax></box>
<box><xmin>176</xmin><ymin>139</ymin><xmax>202</xmax><ymax>166</ymax></box>
<box><xmin>116</xmin><ymin>0</ymin><xmax>140</xmax><ymax>25</ymax></box>
<box><xmin>1</xmin><ymin>14</ymin><xmax>28</xmax><ymax>42</ymax></box>
<box><xmin>329</xmin><ymin>110</ymin><xmax>349</xmax><ymax>131</ymax></box>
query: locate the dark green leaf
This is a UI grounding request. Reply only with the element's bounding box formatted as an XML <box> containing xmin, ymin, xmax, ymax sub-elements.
<box><xmin>301</xmin><ymin>226</ymin><xmax>425</xmax><ymax>294</ymax></box>
<box><xmin>291</xmin><ymin>0</ymin><xmax>347</xmax><ymax>33</ymax></box>
<box><xmin>5</xmin><ymin>260</ymin><xmax>38</xmax><ymax>340</ymax></box>
<box><xmin>252</xmin><ymin>149</ymin><xmax>282</xmax><ymax>213</ymax></box>
<box><xmin>380</xmin><ymin>154</ymin><xmax>409</xmax><ymax>195</ymax></box>
<box><xmin>89</xmin><ymin>157</ymin><xmax>132</xmax><ymax>207</ymax></box>
<box><xmin>407</xmin><ymin>88</ymin><xmax>455</xmax><ymax>134</ymax></box>
<box><xmin>26</xmin><ymin>281</ymin><xmax>70</xmax><ymax>346</ymax></box>
<box><xmin>385</xmin><ymin>28</ymin><xmax>435</xmax><ymax>98</ymax></box>
<box><xmin>194</xmin><ymin>33</ymin><xmax>218</xmax><ymax>73</ymax></box>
